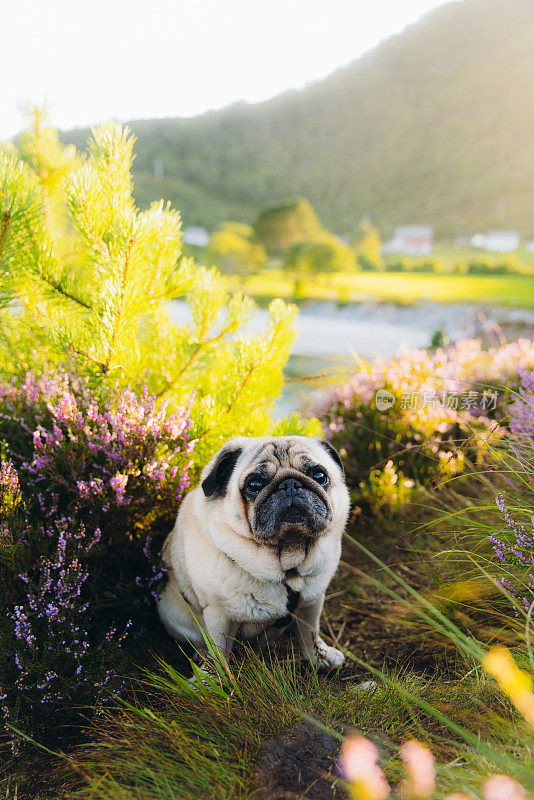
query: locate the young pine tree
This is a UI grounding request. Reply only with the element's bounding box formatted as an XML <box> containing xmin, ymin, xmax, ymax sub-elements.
<box><xmin>0</xmin><ymin>113</ymin><xmax>319</xmax><ymax>466</ymax></box>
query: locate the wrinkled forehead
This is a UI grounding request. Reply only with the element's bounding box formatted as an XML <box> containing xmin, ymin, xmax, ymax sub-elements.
<box><xmin>240</xmin><ymin>438</ymin><xmax>322</xmax><ymax>478</ymax></box>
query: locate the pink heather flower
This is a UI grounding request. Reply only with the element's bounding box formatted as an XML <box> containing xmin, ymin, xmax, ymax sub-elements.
<box><xmin>50</xmin><ymin>391</ymin><xmax>79</xmax><ymax>424</ymax></box>
<box><xmin>109</xmin><ymin>473</ymin><xmax>128</xmax><ymax>505</ymax></box>
<box><xmin>0</xmin><ymin>459</ymin><xmax>19</xmax><ymax>496</ymax></box>
<box><xmin>340</xmin><ymin>735</ymin><xmax>390</xmax><ymax>800</ymax></box>
<box><xmin>399</xmin><ymin>740</ymin><xmax>435</xmax><ymax>799</ymax></box>
<box><xmin>144</xmin><ymin>461</ymin><xmax>168</xmax><ymax>484</ymax></box>
<box><xmin>483</xmin><ymin>775</ymin><xmax>526</xmax><ymax>800</ymax></box>
<box><xmin>77</xmin><ymin>478</ymin><xmax>104</xmax><ymax>499</ymax></box>
<box><xmin>165</xmin><ymin>419</ymin><xmax>186</xmax><ymax>439</ymax></box>
<box><xmin>86</xmin><ymin>402</ymin><xmax>99</xmax><ymax>421</ymax></box>
<box><xmin>76</xmin><ymin>481</ymin><xmax>90</xmax><ymax>500</ymax></box>
<box><xmin>32</xmin><ymin>428</ymin><xmax>44</xmax><ymax>452</ymax></box>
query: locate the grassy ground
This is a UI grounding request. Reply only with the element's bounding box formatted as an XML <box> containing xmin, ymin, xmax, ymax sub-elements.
<box><xmin>228</xmin><ymin>270</ymin><xmax>534</xmax><ymax>308</ymax></box>
<box><xmin>65</xmin><ymin>651</ymin><xmax>531</xmax><ymax>800</ymax></box>
<box><xmin>62</xmin><ymin>520</ymin><xmax>533</xmax><ymax>800</ymax></box>
<box><xmin>6</xmin><ymin>481</ymin><xmax>532</xmax><ymax>799</ymax></box>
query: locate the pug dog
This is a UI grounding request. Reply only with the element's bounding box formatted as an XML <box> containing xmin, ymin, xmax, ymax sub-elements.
<box><xmin>157</xmin><ymin>435</ymin><xmax>350</xmax><ymax>669</ymax></box>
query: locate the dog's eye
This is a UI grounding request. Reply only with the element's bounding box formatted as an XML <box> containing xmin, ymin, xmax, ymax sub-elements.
<box><xmin>312</xmin><ymin>468</ymin><xmax>329</xmax><ymax>486</ymax></box>
<box><xmin>245</xmin><ymin>476</ymin><xmax>264</xmax><ymax>496</ymax></box>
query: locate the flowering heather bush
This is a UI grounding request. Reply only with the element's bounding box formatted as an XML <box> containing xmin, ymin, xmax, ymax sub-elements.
<box><xmin>0</xmin><ymin>370</ymin><xmax>193</xmax><ymax>525</ymax></box>
<box><xmin>0</xmin><ymin>371</ymin><xmax>193</xmax><ymax>744</ymax></box>
<box><xmin>508</xmin><ymin>370</ymin><xmax>534</xmax><ymax>449</ymax></box>
<box><xmin>486</xmin><ymin>372</ymin><xmax>534</xmax><ymax>614</ymax></box>
<box><xmin>308</xmin><ymin>339</ymin><xmax>534</xmax><ymax>515</ymax></box>
<box><xmin>489</xmin><ymin>493</ymin><xmax>534</xmax><ymax>614</ymax></box>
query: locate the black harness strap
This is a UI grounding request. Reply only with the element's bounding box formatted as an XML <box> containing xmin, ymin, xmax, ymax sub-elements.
<box><xmin>286</xmin><ymin>584</ymin><xmax>300</xmax><ymax>614</ymax></box>
<box><xmin>273</xmin><ymin>582</ymin><xmax>301</xmax><ymax>628</ymax></box>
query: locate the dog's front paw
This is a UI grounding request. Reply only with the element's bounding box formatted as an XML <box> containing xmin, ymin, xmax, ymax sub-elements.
<box><xmin>315</xmin><ymin>637</ymin><xmax>345</xmax><ymax>670</ymax></box>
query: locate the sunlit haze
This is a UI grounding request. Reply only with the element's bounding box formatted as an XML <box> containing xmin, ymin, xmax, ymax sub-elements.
<box><xmin>2</xmin><ymin>0</ymin><xmax>450</xmax><ymax>138</ymax></box>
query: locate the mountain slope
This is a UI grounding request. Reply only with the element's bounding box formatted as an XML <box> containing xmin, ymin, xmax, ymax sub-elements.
<box><xmin>64</xmin><ymin>0</ymin><xmax>534</xmax><ymax>237</ymax></box>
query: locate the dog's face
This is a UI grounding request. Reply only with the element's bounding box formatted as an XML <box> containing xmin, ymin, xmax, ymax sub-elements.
<box><xmin>200</xmin><ymin>436</ymin><xmax>349</xmax><ymax>551</ymax></box>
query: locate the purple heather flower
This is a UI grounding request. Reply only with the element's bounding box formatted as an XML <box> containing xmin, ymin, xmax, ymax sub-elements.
<box><xmin>0</xmin><ymin>459</ymin><xmax>19</xmax><ymax>496</ymax></box>
<box><xmin>486</xmin><ymin>372</ymin><xmax>534</xmax><ymax>614</ymax></box>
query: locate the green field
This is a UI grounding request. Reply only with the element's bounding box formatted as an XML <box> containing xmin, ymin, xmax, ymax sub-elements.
<box><xmin>233</xmin><ymin>270</ymin><xmax>534</xmax><ymax>307</ymax></box>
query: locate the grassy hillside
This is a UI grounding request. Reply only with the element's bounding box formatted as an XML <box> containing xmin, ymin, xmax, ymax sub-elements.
<box><xmin>62</xmin><ymin>0</ymin><xmax>534</xmax><ymax>238</ymax></box>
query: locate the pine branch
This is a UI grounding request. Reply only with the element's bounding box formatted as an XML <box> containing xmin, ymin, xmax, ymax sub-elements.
<box><xmin>66</xmin><ymin>342</ymin><xmax>107</xmax><ymax>371</ymax></box>
<box><xmin>197</xmin><ymin>301</ymin><xmax>295</xmax><ymax>441</ymax></box>
<box><xmin>147</xmin><ymin>241</ymin><xmax>165</xmax><ymax>292</ymax></box>
<box><xmin>155</xmin><ymin>331</ymin><xmax>222</xmax><ymax>400</ymax></box>
<box><xmin>104</xmin><ymin>232</ymin><xmax>137</xmax><ymax>372</ymax></box>
<box><xmin>23</xmin><ymin>219</ymin><xmax>92</xmax><ymax>311</ymax></box>
<box><xmin>0</xmin><ymin>316</ymin><xmax>27</xmax><ymax>372</ymax></box>
<box><xmin>33</xmin><ymin>111</ymin><xmax>53</xmax><ymax>234</ymax></box>
<box><xmin>0</xmin><ymin>210</ymin><xmax>10</xmax><ymax>260</ymax></box>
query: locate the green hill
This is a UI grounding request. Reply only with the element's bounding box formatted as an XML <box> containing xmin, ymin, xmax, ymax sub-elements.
<box><xmin>63</xmin><ymin>0</ymin><xmax>534</xmax><ymax>238</ymax></box>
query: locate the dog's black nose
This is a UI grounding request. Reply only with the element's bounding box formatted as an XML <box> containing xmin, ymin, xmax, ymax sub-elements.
<box><xmin>277</xmin><ymin>478</ymin><xmax>303</xmax><ymax>497</ymax></box>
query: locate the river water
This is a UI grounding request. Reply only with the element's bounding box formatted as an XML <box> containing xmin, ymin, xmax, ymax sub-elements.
<box><xmin>168</xmin><ymin>300</ymin><xmax>534</xmax><ymax>417</ymax></box>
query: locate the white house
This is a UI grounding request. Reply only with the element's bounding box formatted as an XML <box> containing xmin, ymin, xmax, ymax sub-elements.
<box><xmin>382</xmin><ymin>226</ymin><xmax>434</xmax><ymax>256</ymax></box>
<box><xmin>471</xmin><ymin>230</ymin><xmax>520</xmax><ymax>252</ymax></box>
<box><xmin>182</xmin><ymin>226</ymin><xmax>210</xmax><ymax>247</ymax></box>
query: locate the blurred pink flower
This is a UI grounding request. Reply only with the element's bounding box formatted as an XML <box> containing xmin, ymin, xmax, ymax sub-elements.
<box><xmin>341</xmin><ymin>735</ymin><xmax>390</xmax><ymax>800</ymax></box>
<box><xmin>400</xmin><ymin>740</ymin><xmax>435</xmax><ymax>799</ymax></box>
<box><xmin>483</xmin><ymin>774</ymin><xmax>526</xmax><ymax>800</ymax></box>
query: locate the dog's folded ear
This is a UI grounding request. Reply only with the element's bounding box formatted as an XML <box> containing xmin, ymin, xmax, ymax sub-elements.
<box><xmin>319</xmin><ymin>440</ymin><xmax>344</xmax><ymax>475</ymax></box>
<box><xmin>202</xmin><ymin>446</ymin><xmax>243</xmax><ymax>498</ymax></box>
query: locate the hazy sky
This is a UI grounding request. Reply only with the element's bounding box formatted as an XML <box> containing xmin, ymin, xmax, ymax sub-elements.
<box><xmin>2</xmin><ymin>0</ymin><xmax>450</xmax><ymax>139</ymax></box>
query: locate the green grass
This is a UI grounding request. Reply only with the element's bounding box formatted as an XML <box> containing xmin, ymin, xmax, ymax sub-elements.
<box><xmin>63</xmin><ymin>640</ymin><xmax>532</xmax><ymax>800</ymax></box>
<box><xmin>230</xmin><ymin>270</ymin><xmax>534</xmax><ymax>308</ymax></box>
<box><xmin>353</xmin><ymin>273</ymin><xmax>534</xmax><ymax>306</ymax></box>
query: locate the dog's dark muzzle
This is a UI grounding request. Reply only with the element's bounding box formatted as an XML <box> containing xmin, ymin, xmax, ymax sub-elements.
<box><xmin>254</xmin><ymin>476</ymin><xmax>330</xmax><ymax>541</ymax></box>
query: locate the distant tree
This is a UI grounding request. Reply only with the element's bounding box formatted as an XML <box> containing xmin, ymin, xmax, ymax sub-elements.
<box><xmin>284</xmin><ymin>236</ymin><xmax>357</xmax><ymax>276</ymax></box>
<box><xmin>208</xmin><ymin>222</ymin><xmax>267</xmax><ymax>276</ymax></box>
<box><xmin>254</xmin><ymin>198</ymin><xmax>324</xmax><ymax>256</ymax></box>
<box><xmin>354</xmin><ymin>220</ymin><xmax>383</xmax><ymax>271</ymax></box>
